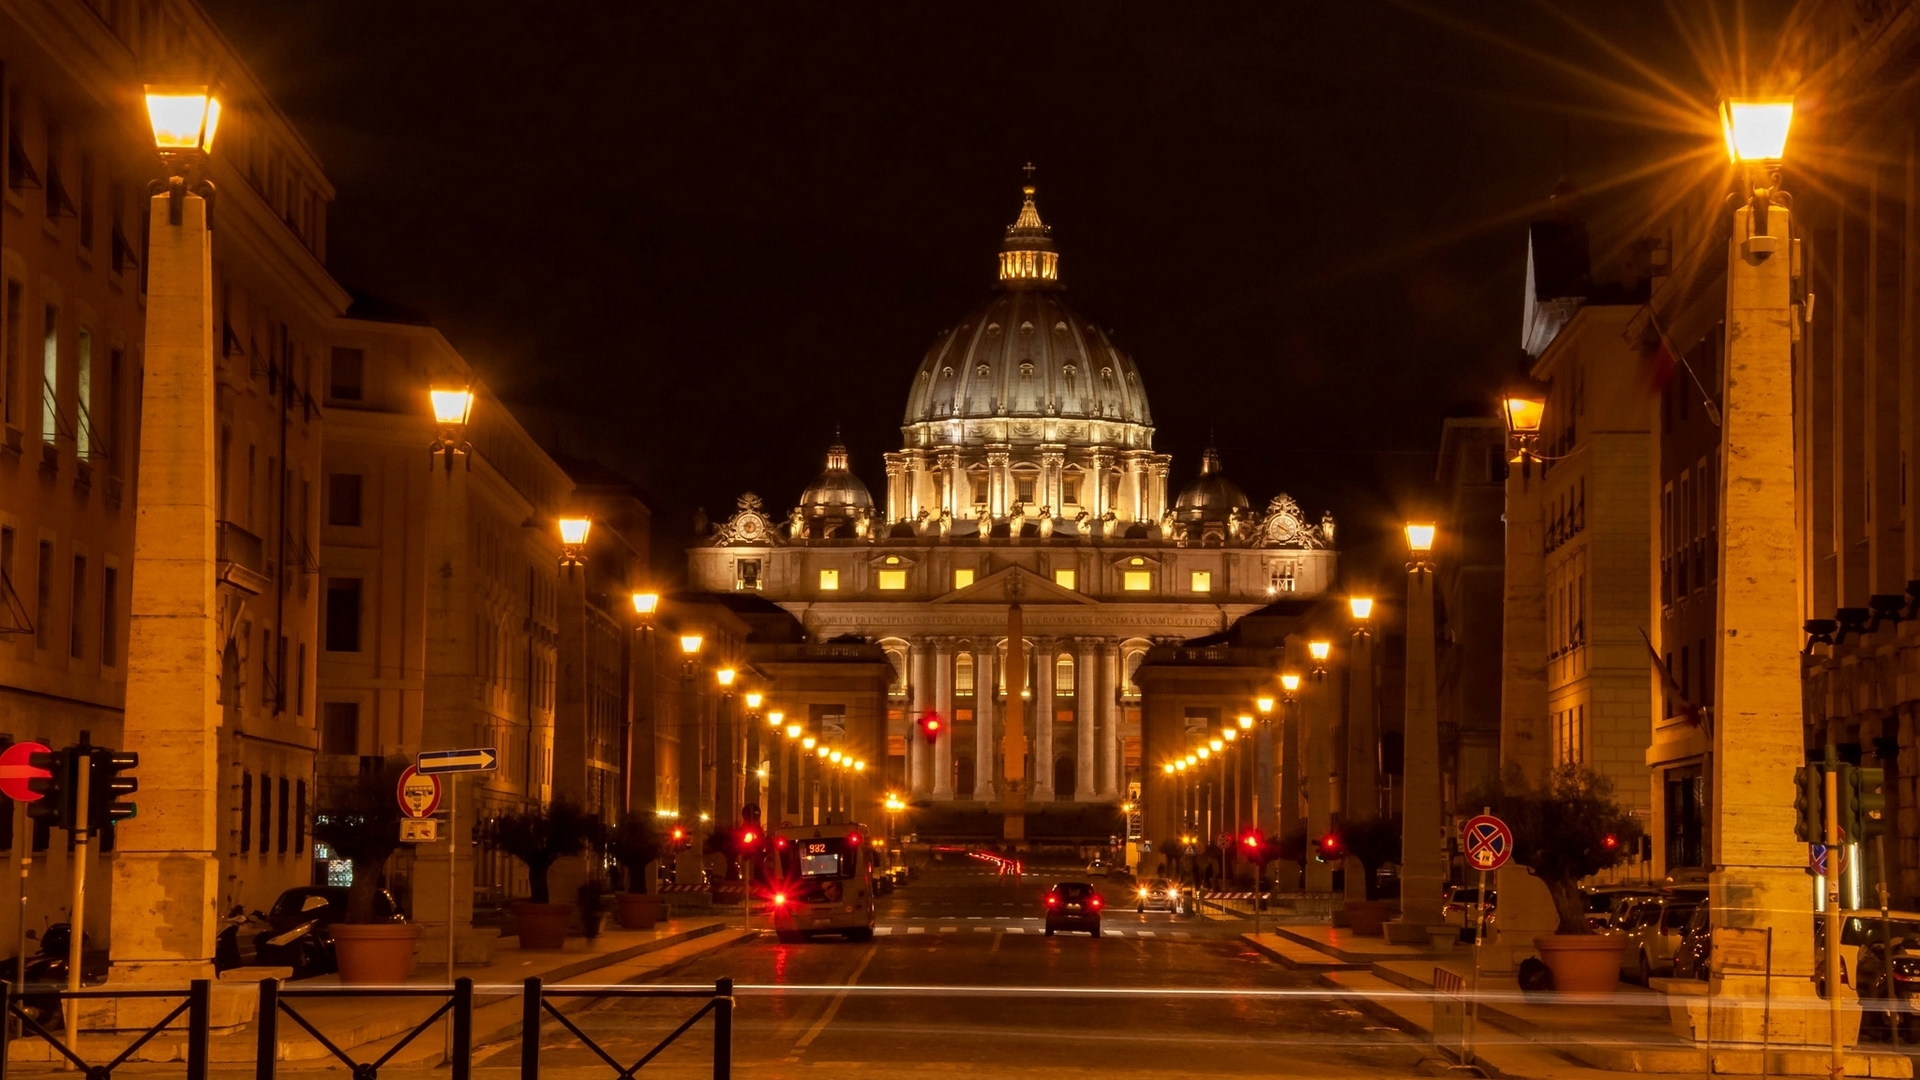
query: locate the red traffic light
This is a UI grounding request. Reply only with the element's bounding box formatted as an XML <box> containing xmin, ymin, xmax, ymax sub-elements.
<box><xmin>918</xmin><ymin>711</ymin><xmax>942</xmax><ymax>744</ymax></box>
<box><xmin>1603</xmin><ymin>834</ymin><xmax>1618</xmax><ymax>850</ymax></box>
<box><xmin>741</xmin><ymin>829</ymin><xmax>758</xmax><ymax>846</ymax></box>
<box><xmin>1242</xmin><ymin>831</ymin><xmax>1264</xmax><ymax>850</ymax></box>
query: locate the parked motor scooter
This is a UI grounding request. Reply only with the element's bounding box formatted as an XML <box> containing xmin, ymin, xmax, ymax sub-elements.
<box><xmin>214</xmin><ymin>904</ymin><xmax>272</xmax><ymax>973</ymax></box>
<box><xmin>8</xmin><ymin>923</ymin><xmax>109</xmax><ymax>1032</ymax></box>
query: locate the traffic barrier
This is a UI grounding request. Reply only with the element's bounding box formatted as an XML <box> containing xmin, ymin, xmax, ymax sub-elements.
<box><xmin>255</xmin><ymin>977</ymin><xmax>472</xmax><ymax>1080</ymax></box>
<box><xmin>520</xmin><ymin>976</ymin><xmax>733</xmax><ymax>1080</ymax></box>
<box><xmin>0</xmin><ymin>979</ymin><xmax>210</xmax><ymax>1080</ymax></box>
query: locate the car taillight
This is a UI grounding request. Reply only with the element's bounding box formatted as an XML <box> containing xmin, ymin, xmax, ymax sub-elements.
<box><xmin>1045</xmin><ymin>894</ymin><xmax>1059</xmax><ymax>906</ymax></box>
<box><xmin>1090</xmin><ymin>896</ymin><xmax>1103</xmax><ymax>909</ymax></box>
<box><xmin>773</xmin><ymin>892</ymin><xmax>787</xmax><ymax>906</ymax></box>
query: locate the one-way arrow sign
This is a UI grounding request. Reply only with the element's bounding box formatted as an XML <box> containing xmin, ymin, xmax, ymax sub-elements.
<box><xmin>416</xmin><ymin>748</ymin><xmax>499</xmax><ymax>776</ymax></box>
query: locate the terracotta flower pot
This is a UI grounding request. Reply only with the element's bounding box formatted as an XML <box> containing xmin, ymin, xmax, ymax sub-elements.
<box><xmin>515</xmin><ymin>902</ymin><xmax>573</xmax><ymax>949</ymax></box>
<box><xmin>331</xmin><ymin>923</ymin><xmax>420</xmax><ymax>986</ymax></box>
<box><xmin>616</xmin><ymin>893</ymin><xmax>661</xmax><ymax>930</ymax></box>
<box><xmin>1533</xmin><ymin>933</ymin><xmax>1623</xmax><ymax>995</ymax></box>
<box><xmin>1343</xmin><ymin>900</ymin><xmax>1393</xmax><ymax>936</ymax></box>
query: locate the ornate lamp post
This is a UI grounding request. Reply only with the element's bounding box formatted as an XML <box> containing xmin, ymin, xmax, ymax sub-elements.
<box><xmin>429</xmin><ymin>387</ymin><xmax>474</xmax><ymax>468</ymax></box>
<box><xmin>1303</xmin><ymin>639</ymin><xmax>1335</xmax><ymax>893</ymax></box>
<box><xmin>557</xmin><ymin>517</ymin><xmax>592</xmax><ymax>570</ymax></box>
<box><xmin>1344</xmin><ymin>591</ymin><xmax>1377</xmax><ymax>906</ymax></box>
<box><xmin>626</xmin><ymin>591</ymin><xmax>660</xmax><ymax>818</ymax></box>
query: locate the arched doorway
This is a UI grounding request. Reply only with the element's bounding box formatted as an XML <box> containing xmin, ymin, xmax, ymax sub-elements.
<box><xmin>1054</xmin><ymin>756</ymin><xmax>1076</xmax><ymax>801</ymax></box>
<box><xmin>956</xmin><ymin>756</ymin><xmax>975</xmax><ymax>799</ymax></box>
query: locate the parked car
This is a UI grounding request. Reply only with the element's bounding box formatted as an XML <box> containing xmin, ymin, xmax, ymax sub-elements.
<box><xmin>1442</xmin><ymin>886</ymin><xmax>1497</xmax><ymax>942</ymax></box>
<box><xmin>1581</xmin><ymin>884</ymin><xmax>1657</xmax><ymax>932</ymax></box>
<box><xmin>255</xmin><ymin>886</ymin><xmax>405</xmax><ymax>978</ymax></box>
<box><xmin>1672</xmin><ymin>902</ymin><xmax>1711</xmax><ymax>980</ymax></box>
<box><xmin>1044</xmin><ymin>882</ymin><xmax>1104</xmax><ymax>937</ymax></box>
<box><xmin>1135</xmin><ymin>878</ymin><xmax>1182</xmax><ymax>913</ymax></box>
<box><xmin>1617</xmin><ymin>892</ymin><xmax>1706</xmax><ymax>984</ymax></box>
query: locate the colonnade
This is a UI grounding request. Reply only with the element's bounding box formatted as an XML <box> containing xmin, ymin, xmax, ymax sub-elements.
<box><xmin>903</xmin><ymin>634</ymin><xmax>1127</xmax><ymax>803</ymax></box>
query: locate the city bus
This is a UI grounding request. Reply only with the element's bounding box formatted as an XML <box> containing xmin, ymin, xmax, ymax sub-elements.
<box><xmin>769</xmin><ymin>822</ymin><xmax>877</xmax><ymax>943</ymax></box>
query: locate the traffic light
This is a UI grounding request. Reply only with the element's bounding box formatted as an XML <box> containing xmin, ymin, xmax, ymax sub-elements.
<box><xmin>1794</xmin><ymin>763</ymin><xmax>1825</xmax><ymax>843</ymax></box>
<box><xmin>668</xmin><ymin>823</ymin><xmax>689</xmax><ymax>852</ymax></box>
<box><xmin>1315</xmin><ymin>831</ymin><xmax>1341</xmax><ymax>863</ymax></box>
<box><xmin>1603</xmin><ymin>834</ymin><xmax>1618</xmax><ymax>851</ymax></box>
<box><xmin>1852</xmin><ymin>766</ymin><xmax>1887</xmax><ymax>840</ymax></box>
<box><xmin>737</xmin><ymin>827</ymin><xmax>761</xmax><ymax>854</ymax></box>
<box><xmin>26</xmin><ymin>747</ymin><xmax>76</xmax><ymax>830</ymax></box>
<box><xmin>741</xmin><ymin>802</ymin><xmax>762</xmax><ymax>826</ymax></box>
<box><xmin>88</xmin><ymin>747</ymin><xmax>138</xmax><ymax>829</ymax></box>
<box><xmin>1835</xmin><ymin>762</ymin><xmax>1859</xmax><ymax>842</ymax></box>
<box><xmin>917</xmin><ymin>711</ymin><xmax>942</xmax><ymax>745</ymax></box>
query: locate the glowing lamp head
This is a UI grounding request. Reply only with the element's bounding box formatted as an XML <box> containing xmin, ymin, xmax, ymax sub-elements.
<box><xmin>1176</xmin><ymin>759</ymin><xmax>1188</xmax><ymax>772</ymax></box>
<box><xmin>1503</xmin><ymin>395</ymin><xmax>1545</xmax><ymax>436</ymax></box>
<box><xmin>679</xmin><ymin>634</ymin><xmax>704</xmax><ymax>655</ymax></box>
<box><xmin>1184</xmin><ymin>754</ymin><xmax>1197</xmax><ymax>767</ymax></box>
<box><xmin>785</xmin><ymin>723</ymin><xmax>802</xmax><ymax>739</ymax></box>
<box><xmin>1280</xmin><ymin>673</ymin><xmax>1301</xmax><ymax>693</ymax></box>
<box><xmin>1163</xmin><ymin>762</ymin><xmax>1176</xmax><ymax>775</ymax></box>
<box><xmin>429</xmin><ymin>387</ymin><xmax>476</xmax><ymax>428</ymax></box>
<box><xmin>1237</xmin><ymin>713</ymin><xmax>1254</xmax><ymax>730</ymax></box>
<box><xmin>557</xmin><ymin>517</ymin><xmax>593</xmax><ymax>547</ymax></box>
<box><xmin>1349</xmin><ymin>597</ymin><xmax>1374</xmax><ymax>621</ymax></box>
<box><xmin>815</xmin><ymin>744</ymin><xmax>830</xmax><ymax>757</ymax></box>
<box><xmin>768</xmin><ymin>709</ymin><xmax>784</xmax><ymax>728</ymax></box>
<box><xmin>631</xmin><ymin>591</ymin><xmax>660</xmax><ymax>617</ymax></box>
<box><xmin>830</xmin><ymin>750</ymin><xmax>843</xmax><ymax>763</ymax></box>
<box><xmin>802</xmin><ymin>735</ymin><xmax>817</xmax><ymax>750</ymax></box>
<box><xmin>1208</xmin><ymin>738</ymin><xmax>1223</xmax><ymax>752</ymax></box>
<box><xmin>145</xmin><ymin>86</ymin><xmax>221</xmax><ymax>161</ymax></box>
<box><xmin>745</xmin><ymin>691</ymin><xmax>763</xmax><ymax>710</ymax></box>
<box><xmin>1197</xmin><ymin>746</ymin><xmax>1211</xmax><ymax>760</ymax></box>
<box><xmin>1405</xmin><ymin>522</ymin><xmax>1436</xmax><ymax>553</ymax></box>
<box><xmin>1308</xmin><ymin>640</ymin><xmax>1331</xmax><ymax>662</ymax></box>
<box><xmin>1721</xmin><ymin>98</ymin><xmax>1794</xmax><ymax>164</ymax></box>
<box><xmin>1256</xmin><ymin>695</ymin><xmax>1275</xmax><ymax>714</ymax></box>
<box><xmin>854</xmin><ymin>760</ymin><xmax>866</xmax><ymax>772</ymax></box>
<box><xmin>716</xmin><ymin>667</ymin><xmax>737</xmax><ymax>687</ymax></box>
<box><xmin>1222</xmin><ymin>728</ymin><xmax>1237</xmax><ymax>743</ymax></box>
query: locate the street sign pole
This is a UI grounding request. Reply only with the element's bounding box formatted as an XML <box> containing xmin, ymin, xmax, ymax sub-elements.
<box><xmin>65</xmin><ymin>752</ymin><xmax>89</xmax><ymax>1058</ymax></box>
<box><xmin>1460</xmin><ymin>809</ymin><xmax>1512</xmax><ymax>1072</ymax></box>
<box><xmin>1824</xmin><ymin>763</ymin><xmax>1842</xmax><ymax>1080</ymax></box>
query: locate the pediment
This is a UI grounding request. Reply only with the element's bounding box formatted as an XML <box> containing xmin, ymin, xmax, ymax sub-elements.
<box><xmin>933</xmin><ymin>565</ymin><xmax>1098</xmax><ymax>605</ymax></box>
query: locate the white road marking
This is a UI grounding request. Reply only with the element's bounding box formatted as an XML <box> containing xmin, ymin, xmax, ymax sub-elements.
<box><xmin>1137</xmin><ymin>931</ymin><xmax>1155</xmax><ymax>938</ymax></box>
<box><xmin>1007</xmin><ymin>927</ymin><xmax>1025</xmax><ymax>933</ymax></box>
<box><xmin>791</xmin><ymin>943</ymin><xmax>877</xmax><ymax>1053</ymax></box>
<box><xmin>939</xmin><ymin>926</ymin><xmax>958</xmax><ymax>933</ymax></box>
<box><xmin>974</xmin><ymin>926</ymin><xmax>990</xmax><ymax>932</ymax></box>
<box><xmin>1173</xmin><ymin>931</ymin><xmax>1191</xmax><ymax>940</ymax></box>
<box><xmin>907</xmin><ymin>926</ymin><xmax>925</xmax><ymax>934</ymax></box>
<box><xmin>874</xmin><ymin>926</ymin><xmax>894</xmax><ymax>936</ymax></box>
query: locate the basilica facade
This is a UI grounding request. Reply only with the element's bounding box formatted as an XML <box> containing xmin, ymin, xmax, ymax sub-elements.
<box><xmin>688</xmin><ymin>183</ymin><xmax>1340</xmax><ymax>816</ymax></box>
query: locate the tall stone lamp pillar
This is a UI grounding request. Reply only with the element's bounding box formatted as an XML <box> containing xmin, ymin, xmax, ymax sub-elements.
<box><xmin>1003</xmin><ymin>597</ymin><xmax>1028</xmax><ymax>841</ymax></box>
<box><xmin>111</xmin><ymin>115</ymin><xmax>223</xmax><ymax>987</ymax></box>
<box><xmin>1709</xmin><ymin>101</ymin><xmax>1822</xmax><ymax>1044</ymax></box>
<box><xmin>1343</xmin><ymin>603</ymin><xmax>1376</xmax><ymax>905</ymax></box>
<box><xmin>1386</xmin><ymin>524</ymin><xmax>1445</xmax><ymax>943</ymax></box>
<box><xmin>1303</xmin><ymin>639</ymin><xmax>1334</xmax><ymax>894</ymax></box>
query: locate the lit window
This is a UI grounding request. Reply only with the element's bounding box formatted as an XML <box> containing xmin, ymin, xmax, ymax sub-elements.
<box><xmin>1056</xmin><ymin>655</ymin><xmax>1075</xmax><ymax>694</ymax></box>
<box><xmin>1062</xmin><ymin>476</ymin><xmax>1080</xmax><ymax>505</ymax></box>
<box><xmin>1123</xmin><ymin>571</ymin><xmax>1152</xmax><ymax>592</ymax></box>
<box><xmin>1129</xmin><ymin>557</ymin><xmax>1145</xmax><ymax>566</ymax></box>
<box><xmin>819</xmin><ymin>569</ymin><xmax>839</xmax><ymax>591</ymax></box>
<box><xmin>956</xmin><ymin>653</ymin><xmax>975</xmax><ymax>694</ymax></box>
<box><xmin>1054</xmin><ymin>569</ymin><xmax>1076</xmax><ymax>591</ymax></box>
<box><xmin>1191</xmin><ymin>571</ymin><xmax>1212</xmax><ymax>593</ymax></box>
<box><xmin>877</xmin><ymin>570</ymin><xmax>907</xmax><ymax>590</ymax></box>
<box><xmin>885</xmin><ymin>556</ymin><xmax>901</xmax><ymax>565</ymax></box>
<box><xmin>1017</xmin><ymin>477</ymin><xmax>1036</xmax><ymax>503</ymax></box>
<box><xmin>954</xmin><ymin>568</ymin><xmax>975</xmax><ymax>589</ymax></box>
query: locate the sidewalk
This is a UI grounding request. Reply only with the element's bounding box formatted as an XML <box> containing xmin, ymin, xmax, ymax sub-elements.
<box><xmin>1246</xmin><ymin>926</ymin><xmax>1916</xmax><ymax>1080</ymax></box>
<box><xmin>6</xmin><ymin>915</ymin><xmax>748</xmax><ymax>1068</ymax></box>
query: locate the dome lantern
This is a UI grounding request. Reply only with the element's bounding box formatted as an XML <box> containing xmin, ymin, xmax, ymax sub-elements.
<box><xmin>998</xmin><ymin>168</ymin><xmax>1059</xmax><ymax>287</ymax></box>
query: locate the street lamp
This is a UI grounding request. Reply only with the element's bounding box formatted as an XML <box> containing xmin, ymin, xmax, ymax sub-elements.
<box><xmin>1348</xmin><ymin>596</ymin><xmax>1374</xmax><ymax>622</ymax></box>
<box><xmin>716</xmin><ymin>667</ymin><xmax>736</xmax><ymax>688</ymax></box>
<box><xmin>558</xmin><ymin>517</ymin><xmax>592</xmax><ymax>568</ymax></box>
<box><xmin>1308</xmin><ymin>639</ymin><xmax>1331</xmax><ymax>680</ymax></box>
<box><xmin>1389</xmin><ymin>520</ymin><xmax>1443</xmax><ymax>941</ymax></box>
<box><xmin>631</xmin><ymin>591</ymin><xmax>660</xmax><ymax>621</ymax></box>
<box><xmin>429</xmin><ymin>386</ymin><xmax>475</xmax><ymax>469</ymax></box>
<box><xmin>1279</xmin><ymin>673</ymin><xmax>1300</xmax><ymax>697</ymax></box>
<box><xmin>785</xmin><ymin>722</ymin><xmax>802</xmax><ymax>740</ymax></box>
<box><xmin>1502</xmin><ymin>393</ymin><xmax>1546</xmax><ymax>464</ymax></box>
<box><xmin>145</xmin><ymin>84</ymin><xmax>220</xmax><ymax>225</ymax></box>
<box><xmin>1722</xmin><ymin>98</ymin><xmax>1793</xmax><ymax>251</ymax></box>
<box><xmin>767</xmin><ymin>709</ymin><xmax>784</xmax><ymax>729</ymax></box>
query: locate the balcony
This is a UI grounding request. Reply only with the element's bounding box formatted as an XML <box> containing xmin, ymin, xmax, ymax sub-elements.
<box><xmin>217</xmin><ymin>520</ymin><xmax>270</xmax><ymax>596</ymax></box>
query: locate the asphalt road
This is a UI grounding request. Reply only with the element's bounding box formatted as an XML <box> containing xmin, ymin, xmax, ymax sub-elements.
<box><xmin>472</xmin><ymin>855</ymin><xmax>1431</xmax><ymax>1079</ymax></box>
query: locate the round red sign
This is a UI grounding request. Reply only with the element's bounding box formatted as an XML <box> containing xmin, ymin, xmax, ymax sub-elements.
<box><xmin>396</xmin><ymin>765</ymin><xmax>443</xmax><ymax>819</ymax></box>
<box><xmin>0</xmin><ymin>742</ymin><xmax>51</xmax><ymax>803</ymax></box>
<box><xmin>1462</xmin><ymin>814</ymin><xmax>1513</xmax><ymax>872</ymax></box>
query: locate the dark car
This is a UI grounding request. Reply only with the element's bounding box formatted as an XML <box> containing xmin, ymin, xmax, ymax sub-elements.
<box><xmin>256</xmin><ymin>886</ymin><xmax>404</xmax><ymax>977</ymax></box>
<box><xmin>1044</xmin><ymin>881</ymin><xmax>1104</xmax><ymax>937</ymax></box>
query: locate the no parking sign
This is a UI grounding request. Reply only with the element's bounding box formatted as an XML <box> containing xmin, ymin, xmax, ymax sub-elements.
<box><xmin>1462</xmin><ymin>814</ymin><xmax>1512</xmax><ymax>872</ymax></box>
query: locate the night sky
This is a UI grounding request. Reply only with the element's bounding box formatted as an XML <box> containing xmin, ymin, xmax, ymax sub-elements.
<box><xmin>201</xmin><ymin>1</ymin><xmax>1790</xmax><ymax>586</ymax></box>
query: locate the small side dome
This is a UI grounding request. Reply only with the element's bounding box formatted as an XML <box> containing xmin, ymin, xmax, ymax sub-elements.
<box><xmin>1174</xmin><ymin>447</ymin><xmax>1249</xmax><ymax>515</ymax></box>
<box><xmin>798</xmin><ymin>437</ymin><xmax>874</xmax><ymax>513</ymax></box>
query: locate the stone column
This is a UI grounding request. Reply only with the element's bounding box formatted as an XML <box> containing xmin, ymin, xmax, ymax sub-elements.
<box><xmin>908</xmin><ymin>640</ymin><xmax>931</xmax><ymax>797</ymax></box>
<box><xmin>1707</xmin><ymin>201</ymin><xmax>1819</xmax><ymax>1040</ymax></box>
<box><xmin>937</xmin><ymin>448</ymin><xmax>961</xmax><ymax>518</ymax></box>
<box><xmin>987</xmin><ymin>445</ymin><xmax>1011</xmax><ymax>519</ymax></box>
<box><xmin>932</xmin><ymin>638</ymin><xmax>955</xmax><ymax>799</ymax></box>
<box><xmin>973</xmin><ymin>642</ymin><xmax>997</xmax><ymax>801</ymax></box>
<box><xmin>1386</xmin><ymin>561</ymin><xmax>1446</xmax><ymax>942</ymax></box>
<box><xmin>1088</xmin><ymin>449</ymin><xmax>1113</xmax><ymax>520</ymax></box>
<box><xmin>884</xmin><ymin>453</ymin><xmax>906</xmax><ymax>523</ymax></box>
<box><xmin>1150</xmin><ymin>457</ymin><xmax>1171</xmax><ymax>520</ymax></box>
<box><xmin>1343</xmin><ymin>630</ymin><xmax>1376</xmax><ymax>903</ymax></box>
<box><xmin>1032</xmin><ymin>638</ymin><xmax>1056</xmax><ymax>800</ymax></box>
<box><xmin>1040</xmin><ymin>446</ymin><xmax>1065</xmax><ymax>517</ymax></box>
<box><xmin>1100</xmin><ymin>642</ymin><xmax>1122</xmax><ymax>797</ymax></box>
<box><xmin>1075</xmin><ymin>639</ymin><xmax>1098</xmax><ymax>801</ymax></box>
<box><xmin>554</xmin><ymin>568</ymin><xmax>591</xmax><ymax>805</ymax></box>
<box><xmin>111</xmin><ymin>189</ymin><xmax>221</xmax><ymax>986</ymax></box>
<box><xmin>1119</xmin><ymin>451</ymin><xmax>1146</xmax><ymax>522</ymax></box>
<box><xmin>1304</xmin><ymin>657</ymin><xmax>1335</xmax><ymax>893</ymax></box>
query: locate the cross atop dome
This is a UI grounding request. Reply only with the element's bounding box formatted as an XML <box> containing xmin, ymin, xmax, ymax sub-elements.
<box><xmin>999</xmin><ymin>166</ymin><xmax>1059</xmax><ymax>286</ymax></box>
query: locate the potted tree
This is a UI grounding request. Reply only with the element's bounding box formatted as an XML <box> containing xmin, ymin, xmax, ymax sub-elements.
<box><xmin>577</xmin><ymin>879</ymin><xmax>609</xmax><ymax>940</ymax></box>
<box><xmin>609</xmin><ymin>817</ymin><xmax>664</xmax><ymax>930</ymax></box>
<box><xmin>482</xmin><ymin>798</ymin><xmax>603</xmax><ymax>949</ymax></box>
<box><xmin>1473</xmin><ymin>764</ymin><xmax>1645</xmax><ymax>994</ymax></box>
<box><xmin>1333</xmin><ymin>816</ymin><xmax>1401</xmax><ymax>936</ymax></box>
<box><xmin>311</xmin><ymin>756</ymin><xmax>419</xmax><ymax>985</ymax></box>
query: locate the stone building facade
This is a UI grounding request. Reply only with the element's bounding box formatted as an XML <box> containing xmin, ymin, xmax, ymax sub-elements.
<box><xmin>689</xmin><ymin>184</ymin><xmax>1340</xmax><ymax>833</ymax></box>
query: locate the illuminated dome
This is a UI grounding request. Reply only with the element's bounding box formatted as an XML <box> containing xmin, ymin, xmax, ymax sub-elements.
<box><xmin>1174</xmin><ymin>448</ymin><xmax>1250</xmax><ymax>517</ymax></box>
<box><xmin>900</xmin><ymin>184</ymin><xmax>1153</xmax><ymax>451</ymax></box>
<box><xmin>798</xmin><ymin>438</ymin><xmax>873</xmax><ymax>513</ymax></box>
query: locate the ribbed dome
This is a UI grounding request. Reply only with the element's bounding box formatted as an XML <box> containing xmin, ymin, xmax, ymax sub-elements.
<box><xmin>1174</xmin><ymin>448</ymin><xmax>1249</xmax><ymax>515</ymax></box>
<box><xmin>900</xmin><ymin>184</ymin><xmax>1152</xmax><ymax>449</ymax></box>
<box><xmin>799</xmin><ymin>439</ymin><xmax>873</xmax><ymax>512</ymax></box>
